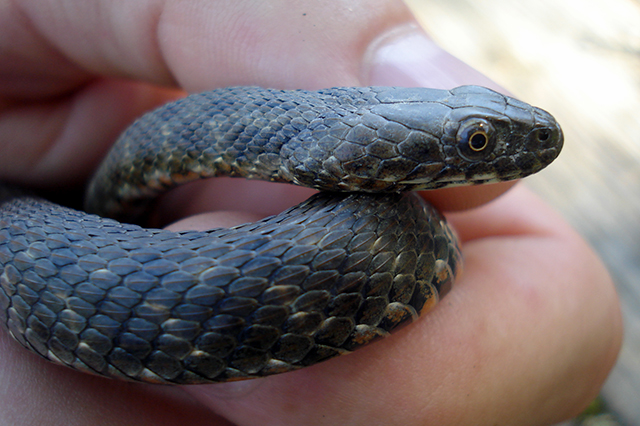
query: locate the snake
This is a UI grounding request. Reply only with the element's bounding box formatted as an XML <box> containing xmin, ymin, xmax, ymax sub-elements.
<box><xmin>0</xmin><ymin>85</ymin><xmax>563</xmax><ymax>384</ymax></box>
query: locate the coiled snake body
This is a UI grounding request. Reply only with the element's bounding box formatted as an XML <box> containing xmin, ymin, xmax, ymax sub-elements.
<box><xmin>0</xmin><ymin>86</ymin><xmax>562</xmax><ymax>383</ymax></box>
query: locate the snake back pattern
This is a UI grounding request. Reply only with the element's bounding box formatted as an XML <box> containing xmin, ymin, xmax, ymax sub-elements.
<box><xmin>0</xmin><ymin>86</ymin><xmax>563</xmax><ymax>383</ymax></box>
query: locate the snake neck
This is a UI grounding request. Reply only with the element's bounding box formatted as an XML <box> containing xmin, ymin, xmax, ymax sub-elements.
<box><xmin>84</xmin><ymin>88</ymin><xmax>348</xmax><ymax>219</ymax></box>
<box><xmin>84</xmin><ymin>87</ymin><xmax>386</xmax><ymax>220</ymax></box>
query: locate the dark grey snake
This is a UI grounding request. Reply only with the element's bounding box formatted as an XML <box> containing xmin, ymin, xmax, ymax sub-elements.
<box><xmin>0</xmin><ymin>86</ymin><xmax>563</xmax><ymax>384</ymax></box>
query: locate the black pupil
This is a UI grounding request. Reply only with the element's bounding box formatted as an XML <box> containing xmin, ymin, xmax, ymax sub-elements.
<box><xmin>470</xmin><ymin>132</ymin><xmax>487</xmax><ymax>150</ymax></box>
<box><xmin>537</xmin><ymin>129</ymin><xmax>550</xmax><ymax>142</ymax></box>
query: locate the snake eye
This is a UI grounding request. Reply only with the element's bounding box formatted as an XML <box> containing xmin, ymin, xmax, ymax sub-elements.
<box><xmin>469</xmin><ymin>131</ymin><xmax>489</xmax><ymax>151</ymax></box>
<box><xmin>456</xmin><ymin>118</ymin><xmax>496</xmax><ymax>161</ymax></box>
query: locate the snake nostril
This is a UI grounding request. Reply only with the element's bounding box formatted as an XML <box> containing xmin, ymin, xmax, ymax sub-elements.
<box><xmin>536</xmin><ymin>129</ymin><xmax>551</xmax><ymax>142</ymax></box>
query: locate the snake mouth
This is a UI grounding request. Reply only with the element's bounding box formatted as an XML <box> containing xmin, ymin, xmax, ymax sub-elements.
<box><xmin>399</xmin><ymin>167</ymin><xmax>528</xmax><ymax>189</ymax></box>
<box><xmin>398</xmin><ymin>174</ymin><xmax>469</xmax><ymax>189</ymax></box>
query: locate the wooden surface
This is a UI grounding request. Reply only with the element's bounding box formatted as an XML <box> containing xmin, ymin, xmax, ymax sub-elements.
<box><xmin>404</xmin><ymin>0</ymin><xmax>640</xmax><ymax>424</ymax></box>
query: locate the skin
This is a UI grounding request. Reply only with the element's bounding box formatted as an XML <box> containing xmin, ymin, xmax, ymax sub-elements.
<box><xmin>0</xmin><ymin>1</ymin><xmax>622</xmax><ymax>425</ymax></box>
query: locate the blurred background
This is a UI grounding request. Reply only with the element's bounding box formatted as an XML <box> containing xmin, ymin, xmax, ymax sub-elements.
<box><xmin>404</xmin><ymin>1</ymin><xmax>640</xmax><ymax>425</ymax></box>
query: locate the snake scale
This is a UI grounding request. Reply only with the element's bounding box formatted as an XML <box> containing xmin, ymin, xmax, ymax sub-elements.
<box><xmin>0</xmin><ymin>85</ymin><xmax>562</xmax><ymax>384</ymax></box>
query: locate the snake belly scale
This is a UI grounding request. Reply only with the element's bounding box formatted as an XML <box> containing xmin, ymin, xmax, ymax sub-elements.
<box><xmin>0</xmin><ymin>86</ymin><xmax>563</xmax><ymax>384</ymax></box>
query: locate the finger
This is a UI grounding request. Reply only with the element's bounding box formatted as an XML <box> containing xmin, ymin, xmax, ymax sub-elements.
<box><xmin>182</xmin><ymin>186</ymin><xmax>621</xmax><ymax>426</ymax></box>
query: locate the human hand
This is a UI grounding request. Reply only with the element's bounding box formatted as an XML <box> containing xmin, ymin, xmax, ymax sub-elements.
<box><xmin>0</xmin><ymin>1</ymin><xmax>621</xmax><ymax>425</ymax></box>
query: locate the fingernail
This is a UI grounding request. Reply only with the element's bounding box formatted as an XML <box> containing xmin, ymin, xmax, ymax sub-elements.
<box><xmin>363</xmin><ymin>23</ymin><xmax>501</xmax><ymax>90</ymax></box>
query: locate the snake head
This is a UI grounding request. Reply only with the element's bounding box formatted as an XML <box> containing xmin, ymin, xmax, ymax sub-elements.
<box><xmin>426</xmin><ymin>86</ymin><xmax>564</xmax><ymax>188</ymax></box>
<box><xmin>283</xmin><ymin>85</ymin><xmax>563</xmax><ymax>192</ymax></box>
<box><xmin>362</xmin><ymin>85</ymin><xmax>564</xmax><ymax>190</ymax></box>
